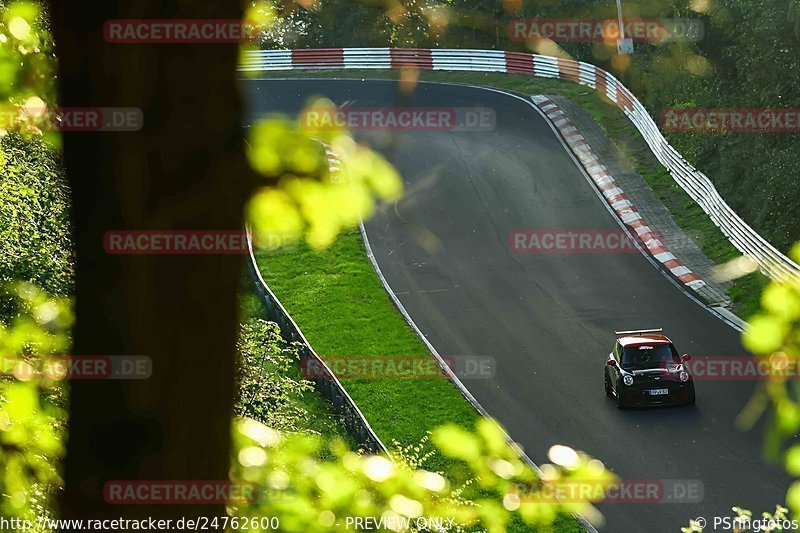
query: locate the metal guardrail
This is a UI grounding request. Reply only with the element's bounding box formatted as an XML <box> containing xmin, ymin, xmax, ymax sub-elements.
<box><xmin>245</xmin><ymin>229</ymin><xmax>389</xmax><ymax>455</ymax></box>
<box><xmin>240</xmin><ymin>47</ymin><xmax>800</xmax><ymax>283</ymax></box>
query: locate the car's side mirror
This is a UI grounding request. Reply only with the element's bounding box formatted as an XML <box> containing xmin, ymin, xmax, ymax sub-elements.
<box><xmin>607</xmin><ymin>359</ymin><xmax>617</xmax><ymax>367</ymax></box>
<box><xmin>681</xmin><ymin>353</ymin><xmax>691</xmax><ymax>361</ymax></box>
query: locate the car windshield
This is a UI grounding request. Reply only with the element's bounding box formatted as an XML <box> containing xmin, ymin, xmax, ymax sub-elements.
<box><xmin>621</xmin><ymin>343</ymin><xmax>680</xmax><ymax>369</ymax></box>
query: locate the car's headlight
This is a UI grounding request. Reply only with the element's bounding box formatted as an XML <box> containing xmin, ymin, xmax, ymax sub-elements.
<box><xmin>623</xmin><ymin>375</ymin><xmax>634</xmax><ymax>386</ymax></box>
<box><xmin>679</xmin><ymin>371</ymin><xmax>689</xmax><ymax>382</ymax></box>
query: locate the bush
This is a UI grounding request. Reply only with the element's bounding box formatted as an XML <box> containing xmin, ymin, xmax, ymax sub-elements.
<box><xmin>234</xmin><ymin>319</ymin><xmax>316</xmax><ymax>432</ymax></box>
<box><xmin>0</xmin><ymin>133</ymin><xmax>73</xmax><ymax>308</ymax></box>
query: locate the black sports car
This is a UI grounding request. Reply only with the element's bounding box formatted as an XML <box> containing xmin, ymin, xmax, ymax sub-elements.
<box><xmin>604</xmin><ymin>328</ymin><xmax>696</xmax><ymax>408</ymax></box>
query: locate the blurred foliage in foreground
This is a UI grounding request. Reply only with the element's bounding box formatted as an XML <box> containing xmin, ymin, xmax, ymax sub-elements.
<box><xmin>0</xmin><ymin>284</ymin><xmax>614</xmax><ymax>530</ymax></box>
<box><xmin>230</xmin><ymin>416</ymin><xmax>613</xmax><ymax>532</ymax></box>
<box><xmin>0</xmin><ymin>0</ymin><xmax>58</xmax><ymax>144</ymax></box>
<box><xmin>684</xmin><ymin>244</ymin><xmax>800</xmax><ymax>531</ymax></box>
<box><xmin>0</xmin><ymin>0</ymin><xmax>68</xmax><ymax>310</ymax></box>
<box><xmin>0</xmin><ymin>2</ymin><xmax>66</xmax><ymax>524</ymax></box>
<box><xmin>0</xmin><ymin>1</ymin><xmax>55</xmax><ymax>106</ymax></box>
<box><xmin>3</xmin><ymin>0</ymin><xmax>795</xmax><ymax>530</ymax></box>
<box><xmin>241</xmin><ymin>3</ymin><xmax>404</xmax><ymax>250</ymax></box>
<box><xmin>0</xmin><ymin>283</ymin><xmax>71</xmax><ymax>523</ymax></box>
<box><xmin>246</xmin><ymin>100</ymin><xmax>402</xmax><ymax>251</ymax></box>
<box><xmin>743</xmin><ymin>244</ymin><xmax>800</xmax><ymax>508</ymax></box>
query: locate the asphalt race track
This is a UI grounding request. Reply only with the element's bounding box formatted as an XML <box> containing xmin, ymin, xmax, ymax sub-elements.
<box><xmin>244</xmin><ymin>78</ymin><xmax>789</xmax><ymax>532</ymax></box>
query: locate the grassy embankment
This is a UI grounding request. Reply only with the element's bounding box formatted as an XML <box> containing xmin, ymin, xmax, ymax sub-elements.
<box><xmin>239</xmin><ymin>276</ymin><xmax>356</xmax><ymax>443</ymax></box>
<box><xmin>252</xmin><ymin>232</ymin><xmax>481</xmax><ymax>468</ymax></box>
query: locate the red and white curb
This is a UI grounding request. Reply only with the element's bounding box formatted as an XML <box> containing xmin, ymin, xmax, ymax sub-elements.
<box><xmin>533</xmin><ymin>96</ymin><xmax>706</xmax><ymax>291</ymax></box>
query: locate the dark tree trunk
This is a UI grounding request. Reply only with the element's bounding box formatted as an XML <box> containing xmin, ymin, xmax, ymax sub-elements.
<box><xmin>49</xmin><ymin>1</ymin><xmax>260</xmax><ymax>521</ymax></box>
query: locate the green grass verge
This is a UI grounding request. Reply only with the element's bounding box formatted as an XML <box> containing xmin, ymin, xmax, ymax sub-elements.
<box><xmin>252</xmin><ymin>230</ymin><xmax>582</xmax><ymax>532</ymax></box>
<box><xmin>251</xmin><ymin>68</ymin><xmax>767</xmax><ymax>318</ymax></box>
<box><xmin>252</xmin><ymin>229</ymin><xmax>480</xmax><ymax>470</ymax></box>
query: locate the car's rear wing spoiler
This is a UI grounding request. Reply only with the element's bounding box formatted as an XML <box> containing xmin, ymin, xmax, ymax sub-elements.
<box><xmin>615</xmin><ymin>328</ymin><xmax>663</xmax><ymax>336</ymax></box>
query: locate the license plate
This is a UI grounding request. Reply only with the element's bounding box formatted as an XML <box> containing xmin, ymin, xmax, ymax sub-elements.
<box><xmin>649</xmin><ymin>389</ymin><xmax>668</xmax><ymax>396</ymax></box>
